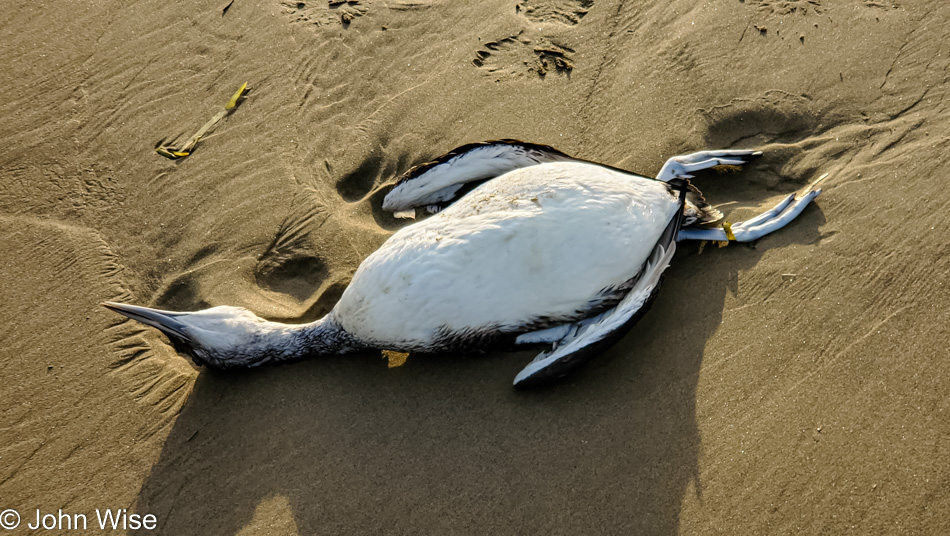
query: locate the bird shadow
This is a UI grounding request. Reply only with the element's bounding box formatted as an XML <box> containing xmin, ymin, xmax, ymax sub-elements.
<box><xmin>131</xmin><ymin>200</ymin><xmax>825</xmax><ymax>536</ymax></box>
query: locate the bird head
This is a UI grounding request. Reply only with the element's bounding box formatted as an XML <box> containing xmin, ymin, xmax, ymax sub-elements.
<box><xmin>102</xmin><ymin>302</ymin><xmax>279</xmax><ymax>368</ymax></box>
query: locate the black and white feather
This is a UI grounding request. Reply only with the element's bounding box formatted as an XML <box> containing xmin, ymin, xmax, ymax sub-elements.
<box><xmin>383</xmin><ymin>139</ymin><xmax>578</xmax><ymax>217</ymax></box>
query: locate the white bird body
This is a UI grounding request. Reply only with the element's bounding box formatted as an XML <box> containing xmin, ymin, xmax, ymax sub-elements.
<box><xmin>104</xmin><ymin>140</ymin><xmax>822</xmax><ymax>387</ymax></box>
<box><xmin>336</xmin><ymin>162</ymin><xmax>678</xmax><ymax>348</ymax></box>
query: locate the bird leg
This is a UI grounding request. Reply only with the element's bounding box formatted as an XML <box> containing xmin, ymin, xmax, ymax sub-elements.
<box><xmin>655</xmin><ymin>149</ymin><xmax>763</xmax><ymax>182</ymax></box>
<box><xmin>676</xmin><ymin>189</ymin><xmax>821</xmax><ymax>243</ymax></box>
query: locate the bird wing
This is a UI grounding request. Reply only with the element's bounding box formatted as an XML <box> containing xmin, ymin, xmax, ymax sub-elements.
<box><xmin>511</xmin><ymin>181</ymin><xmax>688</xmax><ymax>388</ymax></box>
<box><xmin>382</xmin><ymin>139</ymin><xmax>578</xmax><ymax>217</ymax></box>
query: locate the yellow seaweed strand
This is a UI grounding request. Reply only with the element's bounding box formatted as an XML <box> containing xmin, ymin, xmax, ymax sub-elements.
<box><xmin>226</xmin><ymin>81</ymin><xmax>248</xmax><ymax>110</ymax></box>
<box><xmin>155</xmin><ymin>82</ymin><xmax>248</xmax><ymax>160</ymax></box>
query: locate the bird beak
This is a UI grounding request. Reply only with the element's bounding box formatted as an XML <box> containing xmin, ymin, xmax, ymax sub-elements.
<box><xmin>102</xmin><ymin>302</ymin><xmax>194</xmax><ymax>343</ymax></box>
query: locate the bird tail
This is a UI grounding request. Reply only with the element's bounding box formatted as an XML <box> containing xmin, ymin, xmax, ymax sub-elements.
<box><xmin>683</xmin><ymin>182</ymin><xmax>723</xmax><ymax>226</ymax></box>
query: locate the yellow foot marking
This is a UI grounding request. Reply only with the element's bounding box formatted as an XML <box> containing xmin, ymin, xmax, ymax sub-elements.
<box><xmin>719</xmin><ymin>221</ymin><xmax>736</xmax><ymax>247</ymax></box>
<box><xmin>382</xmin><ymin>350</ymin><xmax>409</xmax><ymax>368</ymax></box>
<box><xmin>712</xmin><ymin>164</ymin><xmax>744</xmax><ymax>174</ymax></box>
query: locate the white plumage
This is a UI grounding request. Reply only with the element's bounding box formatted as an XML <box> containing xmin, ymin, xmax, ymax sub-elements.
<box><xmin>338</xmin><ymin>162</ymin><xmax>678</xmax><ymax>348</ymax></box>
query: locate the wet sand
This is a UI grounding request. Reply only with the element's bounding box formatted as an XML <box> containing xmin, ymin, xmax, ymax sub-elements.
<box><xmin>2</xmin><ymin>0</ymin><xmax>949</xmax><ymax>534</ymax></box>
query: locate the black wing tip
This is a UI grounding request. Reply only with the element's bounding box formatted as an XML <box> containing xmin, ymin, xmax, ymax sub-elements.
<box><xmin>512</xmin><ymin>357</ymin><xmax>591</xmax><ymax>390</ymax></box>
<box><xmin>393</xmin><ymin>139</ymin><xmax>573</xmax><ymax>186</ymax></box>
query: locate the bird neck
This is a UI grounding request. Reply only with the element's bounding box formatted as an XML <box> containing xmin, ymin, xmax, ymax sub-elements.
<box><xmin>292</xmin><ymin>313</ymin><xmax>366</xmax><ymax>361</ymax></box>
<box><xmin>205</xmin><ymin>313</ymin><xmax>365</xmax><ymax>369</ymax></box>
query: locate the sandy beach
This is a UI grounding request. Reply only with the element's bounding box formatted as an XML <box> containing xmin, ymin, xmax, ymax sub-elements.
<box><xmin>2</xmin><ymin>0</ymin><xmax>949</xmax><ymax>533</ymax></box>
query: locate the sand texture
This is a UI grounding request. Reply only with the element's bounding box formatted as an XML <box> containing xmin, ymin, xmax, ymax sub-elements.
<box><xmin>2</xmin><ymin>0</ymin><xmax>949</xmax><ymax>534</ymax></box>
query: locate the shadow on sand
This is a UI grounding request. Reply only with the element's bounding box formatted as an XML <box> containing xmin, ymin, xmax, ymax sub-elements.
<box><xmin>132</xmin><ymin>186</ymin><xmax>825</xmax><ymax>536</ymax></box>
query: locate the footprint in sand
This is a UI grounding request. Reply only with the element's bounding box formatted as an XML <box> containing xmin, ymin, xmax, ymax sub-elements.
<box><xmin>473</xmin><ymin>1</ymin><xmax>589</xmax><ymax>80</ymax></box>
<box><xmin>280</xmin><ymin>0</ymin><xmax>369</xmax><ymax>28</ymax></box>
<box><xmin>516</xmin><ymin>0</ymin><xmax>593</xmax><ymax>25</ymax></box>
<box><xmin>473</xmin><ymin>32</ymin><xmax>575</xmax><ymax>80</ymax></box>
<box><xmin>745</xmin><ymin>1</ymin><xmax>900</xmax><ymax>17</ymax></box>
<box><xmin>862</xmin><ymin>0</ymin><xmax>900</xmax><ymax>9</ymax></box>
<box><xmin>745</xmin><ymin>0</ymin><xmax>824</xmax><ymax>15</ymax></box>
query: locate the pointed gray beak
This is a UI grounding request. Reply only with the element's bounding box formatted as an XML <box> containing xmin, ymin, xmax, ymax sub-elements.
<box><xmin>102</xmin><ymin>302</ymin><xmax>193</xmax><ymax>343</ymax></box>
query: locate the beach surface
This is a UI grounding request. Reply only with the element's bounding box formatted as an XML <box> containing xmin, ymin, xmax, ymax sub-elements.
<box><xmin>2</xmin><ymin>0</ymin><xmax>949</xmax><ymax>534</ymax></box>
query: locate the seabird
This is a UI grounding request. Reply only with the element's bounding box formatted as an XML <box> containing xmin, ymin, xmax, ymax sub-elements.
<box><xmin>105</xmin><ymin>140</ymin><xmax>821</xmax><ymax>388</ymax></box>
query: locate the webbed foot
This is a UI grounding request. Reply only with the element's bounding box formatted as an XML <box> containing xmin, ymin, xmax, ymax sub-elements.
<box><xmin>656</xmin><ymin>149</ymin><xmax>762</xmax><ymax>182</ymax></box>
<box><xmin>676</xmin><ymin>188</ymin><xmax>822</xmax><ymax>243</ymax></box>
